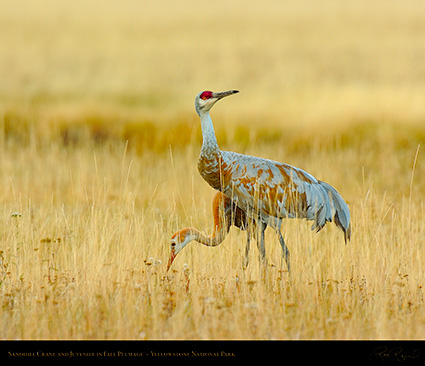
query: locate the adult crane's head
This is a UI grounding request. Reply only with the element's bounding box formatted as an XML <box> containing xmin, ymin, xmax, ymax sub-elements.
<box><xmin>167</xmin><ymin>228</ymin><xmax>195</xmax><ymax>271</ymax></box>
<box><xmin>195</xmin><ymin>89</ymin><xmax>239</xmax><ymax>116</ymax></box>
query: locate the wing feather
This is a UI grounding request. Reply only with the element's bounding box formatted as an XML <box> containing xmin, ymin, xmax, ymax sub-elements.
<box><xmin>219</xmin><ymin>151</ymin><xmax>350</xmax><ymax>239</ymax></box>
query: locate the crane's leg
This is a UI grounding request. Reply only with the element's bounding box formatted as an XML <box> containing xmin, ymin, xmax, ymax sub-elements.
<box><xmin>257</xmin><ymin>221</ymin><xmax>267</xmax><ymax>267</ymax></box>
<box><xmin>276</xmin><ymin>229</ymin><xmax>290</xmax><ymax>272</ymax></box>
<box><xmin>243</xmin><ymin>229</ymin><xmax>251</xmax><ymax>269</ymax></box>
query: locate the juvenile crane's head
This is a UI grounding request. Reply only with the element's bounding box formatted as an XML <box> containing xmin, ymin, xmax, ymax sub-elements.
<box><xmin>195</xmin><ymin>90</ymin><xmax>239</xmax><ymax>116</ymax></box>
<box><xmin>167</xmin><ymin>228</ymin><xmax>195</xmax><ymax>271</ymax></box>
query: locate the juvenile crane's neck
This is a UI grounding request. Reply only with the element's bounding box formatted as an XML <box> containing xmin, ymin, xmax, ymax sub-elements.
<box><xmin>200</xmin><ymin>111</ymin><xmax>219</xmax><ymax>155</ymax></box>
<box><xmin>187</xmin><ymin>227</ymin><xmax>225</xmax><ymax>247</ymax></box>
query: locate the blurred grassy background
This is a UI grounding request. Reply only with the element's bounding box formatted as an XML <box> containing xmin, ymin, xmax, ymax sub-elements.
<box><xmin>1</xmin><ymin>0</ymin><xmax>425</xmax><ymax>146</ymax></box>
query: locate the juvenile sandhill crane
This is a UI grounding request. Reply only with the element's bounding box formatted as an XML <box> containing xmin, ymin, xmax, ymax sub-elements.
<box><xmin>193</xmin><ymin>89</ymin><xmax>351</xmax><ymax>271</ymax></box>
<box><xmin>167</xmin><ymin>191</ymin><xmax>257</xmax><ymax>271</ymax></box>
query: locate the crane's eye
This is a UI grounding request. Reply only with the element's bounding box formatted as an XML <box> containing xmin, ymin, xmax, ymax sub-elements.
<box><xmin>200</xmin><ymin>91</ymin><xmax>213</xmax><ymax>100</ymax></box>
<box><xmin>171</xmin><ymin>242</ymin><xmax>176</xmax><ymax>247</ymax></box>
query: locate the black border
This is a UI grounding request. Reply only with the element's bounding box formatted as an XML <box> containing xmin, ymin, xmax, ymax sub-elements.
<box><xmin>1</xmin><ymin>340</ymin><xmax>424</xmax><ymax>364</ymax></box>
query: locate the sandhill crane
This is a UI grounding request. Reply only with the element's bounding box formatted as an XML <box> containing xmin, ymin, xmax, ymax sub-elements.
<box><xmin>167</xmin><ymin>191</ymin><xmax>257</xmax><ymax>271</ymax></box>
<box><xmin>194</xmin><ymin>89</ymin><xmax>351</xmax><ymax>271</ymax></box>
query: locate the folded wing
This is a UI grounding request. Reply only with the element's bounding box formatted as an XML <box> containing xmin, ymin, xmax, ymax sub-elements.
<box><xmin>220</xmin><ymin>151</ymin><xmax>351</xmax><ymax>241</ymax></box>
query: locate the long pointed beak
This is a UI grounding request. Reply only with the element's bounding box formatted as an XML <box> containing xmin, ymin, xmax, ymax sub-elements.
<box><xmin>166</xmin><ymin>250</ymin><xmax>177</xmax><ymax>272</ymax></box>
<box><xmin>212</xmin><ymin>90</ymin><xmax>239</xmax><ymax>99</ymax></box>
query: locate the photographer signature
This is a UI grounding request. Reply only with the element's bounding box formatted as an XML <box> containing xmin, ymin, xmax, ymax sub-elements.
<box><xmin>371</xmin><ymin>346</ymin><xmax>421</xmax><ymax>363</ymax></box>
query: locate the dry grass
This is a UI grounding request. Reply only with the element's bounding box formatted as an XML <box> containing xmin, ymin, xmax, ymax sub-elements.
<box><xmin>0</xmin><ymin>0</ymin><xmax>425</xmax><ymax>340</ymax></box>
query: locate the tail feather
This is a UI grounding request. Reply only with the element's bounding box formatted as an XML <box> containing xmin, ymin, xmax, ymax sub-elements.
<box><xmin>317</xmin><ymin>181</ymin><xmax>351</xmax><ymax>243</ymax></box>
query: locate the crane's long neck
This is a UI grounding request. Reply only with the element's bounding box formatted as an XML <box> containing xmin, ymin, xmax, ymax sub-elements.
<box><xmin>198</xmin><ymin>111</ymin><xmax>224</xmax><ymax>190</ymax></box>
<box><xmin>200</xmin><ymin>111</ymin><xmax>219</xmax><ymax>155</ymax></box>
<box><xmin>188</xmin><ymin>226</ymin><xmax>226</xmax><ymax>247</ymax></box>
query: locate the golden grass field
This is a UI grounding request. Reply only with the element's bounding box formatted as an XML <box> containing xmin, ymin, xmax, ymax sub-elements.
<box><xmin>0</xmin><ymin>0</ymin><xmax>425</xmax><ymax>340</ymax></box>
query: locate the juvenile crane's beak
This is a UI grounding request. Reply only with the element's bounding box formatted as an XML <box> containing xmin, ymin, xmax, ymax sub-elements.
<box><xmin>166</xmin><ymin>249</ymin><xmax>176</xmax><ymax>272</ymax></box>
<box><xmin>212</xmin><ymin>90</ymin><xmax>239</xmax><ymax>100</ymax></box>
